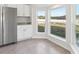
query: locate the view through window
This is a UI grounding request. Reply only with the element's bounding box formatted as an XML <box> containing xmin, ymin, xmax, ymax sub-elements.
<box><xmin>37</xmin><ymin>10</ymin><xmax>45</xmax><ymax>32</ymax></box>
<box><xmin>76</xmin><ymin>5</ymin><xmax>79</xmax><ymax>45</ymax></box>
<box><xmin>50</xmin><ymin>5</ymin><xmax>66</xmax><ymax>38</ymax></box>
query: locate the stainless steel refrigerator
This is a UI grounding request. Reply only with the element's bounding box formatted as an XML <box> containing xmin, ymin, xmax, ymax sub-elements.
<box><xmin>0</xmin><ymin>5</ymin><xmax>17</xmax><ymax>46</ymax></box>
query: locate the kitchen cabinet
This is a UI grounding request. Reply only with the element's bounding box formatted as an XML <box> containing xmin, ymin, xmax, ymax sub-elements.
<box><xmin>17</xmin><ymin>5</ymin><xmax>30</xmax><ymax>16</ymax></box>
<box><xmin>23</xmin><ymin>25</ymin><xmax>32</xmax><ymax>39</ymax></box>
<box><xmin>23</xmin><ymin>5</ymin><xmax>30</xmax><ymax>16</ymax></box>
<box><xmin>5</xmin><ymin>4</ymin><xmax>17</xmax><ymax>8</ymax></box>
<box><xmin>17</xmin><ymin>25</ymin><xmax>32</xmax><ymax>41</ymax></box>
<box><xmin>17</xmin><ymin>5</ymin><xmax>24</xmax><ymax>16</ymax></box>
<box><xmin>5</xmin><ymin>4</ymin><xmax>31</xmax><ymax>17</ymax></box>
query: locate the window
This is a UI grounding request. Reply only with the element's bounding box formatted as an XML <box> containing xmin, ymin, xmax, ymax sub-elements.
<box><xmin>76</xmin><ymin>5</ymin><xmax>79</xmax><ymax>46</ymax></box>
<box><xmin>37</xmin><ymin>10</ymin><xmax>45</xmax><ymax>32</ymax></box>
<box><xmin>50</xmin><ymin>5</ymin><xmax>66</xmax><ymax>38</ymax></box>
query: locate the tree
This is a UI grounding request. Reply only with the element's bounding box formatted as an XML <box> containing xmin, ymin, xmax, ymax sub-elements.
<box><xmin>38</xmin><ymin>16</ymin><xmax>45</xmax><ymax>19</ymax></box>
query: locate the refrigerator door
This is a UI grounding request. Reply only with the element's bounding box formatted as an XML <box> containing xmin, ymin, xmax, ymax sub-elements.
<box><xmin>3</xmin><ymin>7</ymin><xmax>17</xmax><ymax>44</ymax></box>
<box><xmin>0</xmin><ymin>5</ymin><xmax>2</xmax><ymax>45</ymax></box>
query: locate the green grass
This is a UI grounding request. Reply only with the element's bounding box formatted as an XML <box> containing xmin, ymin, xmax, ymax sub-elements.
<box><xmin>38</xmin><ymin>25</ymin><xmax>45</xmax><ymax>32</ymax></box>
<box><xmin>51</xmin><ymin>26</ymin><xmax>65</xmax><ymax>38</ymax></box>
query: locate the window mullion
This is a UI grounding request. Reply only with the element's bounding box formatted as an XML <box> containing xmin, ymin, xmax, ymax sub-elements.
<box><xmin>66</xmin><ymin>5</ymin><xmax>76</xmax><ymax>45</ymax></box>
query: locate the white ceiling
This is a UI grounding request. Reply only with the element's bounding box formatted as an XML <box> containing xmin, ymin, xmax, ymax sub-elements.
<box><xmin>34</xmin><ymin>4</ymin><xmax>61</xmax><ymax>9</ymax></box>
<box><xmin>35</xmin><ymin>4</ymin><xmax>50</xmax><ymax>8</ymax></box>
<box><xmin>25</xmin><ymin>4</ymin><xmax>62</xmax><ymax>9</ymax></box>
<box><xmin>32</xmin><ymin>4</ymin><xmax>51</xmax><ymax>10</ymax></box>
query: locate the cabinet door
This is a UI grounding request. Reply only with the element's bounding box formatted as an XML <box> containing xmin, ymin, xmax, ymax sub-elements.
<box><xmin>17</xmin><ymin>5</ymin><xmax>24</xmax><ymax>16</ymax></box>
<box><xmin>23</xmin><ymin>25</ymin><xmax>32</xmax><ymax>39</ymax></box>
<box><xmin>24</xmin><ymin>5</ymin><xmax>30</xmax><ymax>16</ymax></box>
<box><xmin>17</xmin><ymin>25</ymin><xmax>32</xmax><ymax>41</ymax></box>
<box><xmin>17</xmin><ymin>25</ymin><xmax>24</xmax><ymax>41</ymax></box>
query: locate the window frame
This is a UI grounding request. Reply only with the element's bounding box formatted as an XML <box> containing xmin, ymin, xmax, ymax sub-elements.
<box><xmin>36</xmin><ymin>8</ymin><xmax>46</xmax><ymax>34</ymax></box>
<box><xmin>74</xmin><ymin>4</ymin><xmax>79</xmax><ymax>48</ymax></box>
<box><xmin>49</xmin><ymin>5</ymin><xmax>67</xmax><ymax>40</ymax></box>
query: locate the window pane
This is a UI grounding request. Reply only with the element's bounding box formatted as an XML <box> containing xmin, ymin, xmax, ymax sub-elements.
<box><xmin>76</xmin><ymin>5</ymin><xmax>79</xmax><ymax>45</ymax></box>
<box><xmin>37</xmin><ymin>10</ymin><xmax>45</xmax><ymax>32</ymax></box>
<box><xmin>50</xmin><ymin>5</ymin><xmax>66</xmax><ymax>38</ymax></box>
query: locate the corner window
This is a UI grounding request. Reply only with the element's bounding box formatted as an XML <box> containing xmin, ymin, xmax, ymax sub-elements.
<box><xmin>50</xmin><ymin>5</ymin><xmax>66</xmax><ymax>38</ymax></box>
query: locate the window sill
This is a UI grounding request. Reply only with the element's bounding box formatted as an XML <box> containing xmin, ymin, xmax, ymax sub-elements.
<box><xmin>49</xmin><ymin>34</ymin><xmax>66</xmax><ymax>42</ymax></box>
<box><xmin>48</xmin><ymin>34</ymin><xmax>71</xmax><ymax>51</ymax></box>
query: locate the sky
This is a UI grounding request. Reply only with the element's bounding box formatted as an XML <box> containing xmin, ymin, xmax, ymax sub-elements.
<box><xmin>37</xmin><ymin>10</ymin><xmax>45</xmax><ymax>16</ymax></box>
<box><xmin>76</xmin><ymin>4</ymin><xmax>79</xmax><ymax>15</ymax></box>
<box><xmin>37</xmin><ymin>4</ymin><xmax>79</xmax><ymax>17</ymax></box>
<box><xmin>51</xmin><ymin>7</ymin><xmax>66</xmax><ymax>16</ymax></box>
